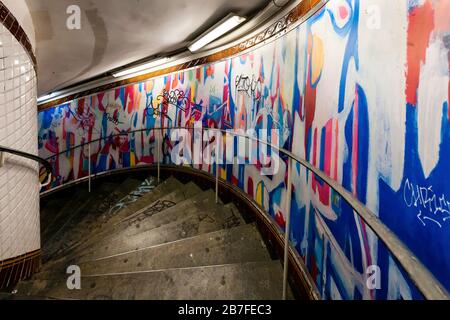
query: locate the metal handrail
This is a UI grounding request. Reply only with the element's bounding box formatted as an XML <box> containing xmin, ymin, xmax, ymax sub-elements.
<box><xmin>42</xmin><ymin>127</ymin><xmax>184</xmax><ymax>160</ymax></box>
<box><xmin>0</xmin><ymin>145</ymin><xmax>53</xmax><ymax>188</ymax></box>
<box><xmin>39</xmin><ymin>126</ymin><xmax>450</xmax><ymax>299</ymax></box>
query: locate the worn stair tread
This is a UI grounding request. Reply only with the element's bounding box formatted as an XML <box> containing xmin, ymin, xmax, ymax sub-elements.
<box><xmin>47</xmin><ymin>197</ymin><xmax>238</xmax><ymax>274</ymax></box>
<box><xmin>36</xmin><ymin>177</ymin><xmax>164</xmax><ymax>271</ymax></box>
<box><xmin>43</xmin><ymin>180</ymin><xmax>119</xmax><ymax>237</ymax></box>
<box><xmin>19</xmin><ymin>174</ymin><xmax>288</xmax><ymax>300</ymax></box>
<box><xmin>50</xmin><ymin>178</ymin><xmax>147</xmax><ymax>259</ymax></box>
<box><xmin>36</xmin><ymin>190</ymin><xmax>238</xmax><ymax>274</ymax></box>
<box><xmin>59</xmin><ymin>176</ymin><xmax>185</xmax><ymax>254</ymax></box>
<box><xmin>41</xmin><ymin>187</ymin><xmax>91</xmax><ymax>241</ymax></box>
<box><xmin>119</xmin><ymin>181</ymin><xmax>204</xmax><ymax>226</ymax></box>
<box><xmin>86</xmin><ymin>223</ymin><xmax>270</xmax><ymax>271</ymax></box>
<box><xmin>59</xmin><ymin>181</ymin><xmax>203</xmax><ymax>260</ymax></box>
<box><xmin>118</xmin><ymin>188</ymin><xmax>219</xmax><ymax>235</ymax></box>
<box><xmin>117</xmin><ymin>176</ymin><xmax>185</xmax><ymax>212</ymax></box>
<box><xmin>88</xmin><ymin>176</ymin><xmax>184</xmax><ymax>230</ymax></box>
<box><xmin>38</xmin><ymin>179</ymin><xmax>202</xmax><ymax>270</ymax></box>
<box><xmin>216</xmin><ymin>201</ymin><xmax>246</xmax><ymax>227</ymax></box>
<box><xmin>17</xmin><ymin>261</ymin><xmax>288</xmax><ymax>300</ymax></box>
<box><xmin>34</xmin><ymin>223</ymin><xmax>270</xmax><ymax>279</ymax></box>
<box><xmin>74</xmin><ymin>189</ymin><xmax>246</xmax><ymax>260</ymax></box>
<box><xmin>61</xmin><ymin>176</ymin><xmax>157</xmax><ymax>249</ymax></box>
<box><xmin>42</xmin><ymin>181</ymin><xmax>123</xmax><ymax>260</ymax></box>
<box><xmin>40</xmin><ymin>195</ymin><xmax>74</xmax><ymax>233</ymax></box>
<box><xmin>103</xmin><ymin>176</ymin><xmax>157</xmax><ymax>217</ymax></box>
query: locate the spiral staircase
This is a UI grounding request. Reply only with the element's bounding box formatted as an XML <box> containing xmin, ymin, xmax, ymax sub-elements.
<box><xmin>8</xmin><ymin>175</ymin><xmax>293</xmax><ymax>300</ymax></box>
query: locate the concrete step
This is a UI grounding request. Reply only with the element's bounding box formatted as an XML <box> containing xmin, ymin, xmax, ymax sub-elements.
<box><xmin>55</xmin><ymin>178</ymin><xmax>186</xmax><ymax>253</ymax></box>
<box><xmin>80</xmin><ymin>176</ymin><xmax>185</xmax><ymax>238</ymax></box>
<box><xmin>223</xmin><ymin>202</ymin><xmax>243</xmax><ymax>223</ymax></box>
<box><xmin>119</xmin><ymin>181</ymin><xmax>205</xmax><ymax>229</ymax></box>
<box><xmin>108</xmin><ymin>176</ymin><xmax>185</xmax><ymax>220</ymax></box>
<box><xmin>55</xmin><ymin>176</ymin><xmax>157</xmax><ymax>256</ymax></box>
<box><xmin>71</xmin><ymin>181</ymin><xmax>202</xmax><ymax>254</ymax></box>
<box><xmin>105</xmin><ymin>176</ymin><xmax>157</xmax><ymax>217</ymax></box>
<box><xmin>38</xmin><ymin>178</ymin><xmax>157</xmax><ymax>271</ymax></box>
<box><xmin>33</xmin><ymin>223</ymin><xmax>268</xmax><ymax>279</ymax></box>
<box><xmin>23</xmin><ymin>174</ymin><xmax>285</xmax><ymax>301</ymax></box>
<box><xmin>42</xmin><ymin>181</ymin><xmax>122</xmax><ymax>261</ymax></box>
<box><xmin>83</xmin><ymin>223</ymin><xmax>270</xmax><ymax>272</ymax></box>
<box><xmin>16</xmin><ymin>261</ymin><xmax>287</xmax><ymax>300</ymax></box>
<box><xmin>70</xmin><ymin>189</ymin><xmax>243</xmax><ymax>261</ymax></box>
<box><xmin>50</xmin><ymin>178</ymin><xmax>145</xmax><ymax>259</ymax></box>
<box><xmin>94</xmin><ymin>177</ymin><xmax>147</xmax><ymax>219</ymax></box>
<box><xmin>40</xmin><ymin>194</ymin><xmax>75</xmax><ymax>235</ymax></box>
<box><xmin>38</xmin><ymin>179</ymin><xmax>201</xmax><ymax>271</ymax></box>
<box><xmin>41</xmin><ymin>187</ymin><xmax>90</xmax><ymax>242</ymax></box>
<box><xmin>118</xmin><ymin>188</ymin><xmax>226</xmax><ymax>238</ymax></box>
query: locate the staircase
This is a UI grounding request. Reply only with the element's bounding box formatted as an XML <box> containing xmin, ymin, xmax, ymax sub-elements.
<box><xmin>10</xmin><ymin>175</ymin><xmax>292</xmax><ymax>300</ymax></box>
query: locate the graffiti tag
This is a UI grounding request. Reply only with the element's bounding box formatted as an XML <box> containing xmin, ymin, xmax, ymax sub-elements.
<box><xmin>105</xmin><ymin>112</ymin><xmax>122</xmax><ymax>126</ymax></box>
<box><xmin>123</xmin><ymin>199</ymin><xmax>177</xmax><ymax>224</ymax></box>
<box><xmin>403</xmin><ymin>178</ymin><xmax>450</xmax><ymax>228</ymax></box>
<box><xmin>235</xmin><ymin>74</ymin><xmax>262</xmax><ymax>101</ymax></box>
<box><xmin>157</xmin><ymin>89</ymin><xmax>189</xmax><ymax>109</ymax></box>
<box><xmin>108</xmin><ymin>178</ymin><xmax>155</xmax><ymax>215</ymax></box>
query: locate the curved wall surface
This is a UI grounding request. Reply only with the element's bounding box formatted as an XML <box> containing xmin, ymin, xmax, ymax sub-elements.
<box><xmin>37</xmin><ymin>0</ymin><xmax>450</xmax><ymax>299</ymax></box>
<box><xmin>0</xmin><ymin>0</ymin><xmax>39</xmax><ymax>265</ymax></box>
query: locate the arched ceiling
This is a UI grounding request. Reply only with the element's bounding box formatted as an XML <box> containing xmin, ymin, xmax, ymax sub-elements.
<box><xmin>26</xmin><ymin>0</ymin><xmax>270</xmax><ymax>96</ymax></box>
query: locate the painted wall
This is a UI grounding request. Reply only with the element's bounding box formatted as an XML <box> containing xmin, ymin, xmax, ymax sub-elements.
<box><xmin>37</xmin><ymin>0</ymin><xmax>450</xmax><ymax>299</ymax></box>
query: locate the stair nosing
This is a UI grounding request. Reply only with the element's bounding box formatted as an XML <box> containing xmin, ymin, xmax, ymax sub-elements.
<box><xmin>81</xmin><ymin>260</ymin><xmax>280</xmax><ymax>278</ymax></box>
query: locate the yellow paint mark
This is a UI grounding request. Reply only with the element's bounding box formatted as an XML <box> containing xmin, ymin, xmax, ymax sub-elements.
<box><xmin>221</xmin><ymin>167</ymin><xmax>227</xmax><ymax>180</ymax></box>
<box><xmin>311</xmin><ymin>35</ymin><xmax>324</xmax><ymax>84</ymax></box>
<box><xmin>255</xmin><ymin>182</ymin><xmax>264</xmax><ymax>206</ymax></box>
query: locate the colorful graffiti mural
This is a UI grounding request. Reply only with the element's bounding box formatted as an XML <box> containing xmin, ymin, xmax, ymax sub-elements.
<box><xmin>37</xmin><ymin>0</ymin><xmax>450</xmax><ymax>299</ymax></box>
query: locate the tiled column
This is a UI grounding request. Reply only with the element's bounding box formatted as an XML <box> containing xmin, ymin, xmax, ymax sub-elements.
<box><xmin>0</xmin><ymin>1</ymin><xmax>40</xmax><ymax>290</ymax></box>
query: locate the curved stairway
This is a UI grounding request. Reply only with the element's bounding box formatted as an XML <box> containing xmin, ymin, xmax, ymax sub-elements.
<box><xmin>11</xmin><ymin>175</ymin><xmax>292</xmax><ymax>300</ymax></box>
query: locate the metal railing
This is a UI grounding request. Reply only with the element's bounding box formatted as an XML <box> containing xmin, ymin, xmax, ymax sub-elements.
<box><xmin>39</xmin><ymin>126</ymin><xmax>450</xmax><ymax>300</ymax></box>
<box><xmin>0</xmin><ymin>145</ymin><xmax>52</xmax><ymax>188</ymax></box>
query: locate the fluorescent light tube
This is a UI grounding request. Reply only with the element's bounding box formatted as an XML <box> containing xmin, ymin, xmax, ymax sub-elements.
<box><xmin>112</xmin><ymin>57</ymin><xmax>171</xmax><ymax>78</ymax></box>
<box><xmin>188</xmin><ymin>14</ymin><xmax>246</xmax><ymax>52</ymax></box>
<box><xmin>37</xmin><ymin>93</ymin><xmax>55</xmax><ymax>103</ymax></box>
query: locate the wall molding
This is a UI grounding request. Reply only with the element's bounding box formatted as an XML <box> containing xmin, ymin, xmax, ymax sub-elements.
<box><xmin>0</xmin><ymin>1</ymin><xmax>36</xmax><ymax>69</ymax></box>
<box><xmin>38</xmin><ymin>0</ymin><xmax>325</xmax><ymax>111</ymax></box>
<box><xmin>0</xmin><ymin>249</ymin><xmax>41</xmax><ymax>291</ymax></box>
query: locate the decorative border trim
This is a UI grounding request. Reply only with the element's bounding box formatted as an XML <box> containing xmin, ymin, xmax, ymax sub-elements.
<box><xmin>0</xmin><ymin>1</ymin><xmax>37</xmax><ymax>68</ymax></box>
<box><xmin>0</xmin><ymin>249</ymin><xmax>41</xmax><ymax>290</ymax></box>
<box><xmin>38</xmin><ymin>0</ymin><xmax>324</xmax><ymax>111</ymax></box>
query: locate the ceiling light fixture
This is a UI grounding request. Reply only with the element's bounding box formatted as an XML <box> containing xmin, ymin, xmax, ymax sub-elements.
<box><xmin>37</xmin><ymin>93</ymin><xmax>56</xmax><ymax>103</ymax></box>
<box><xmin>188</xmin><ymin>14</ymin><xmax>246</xmax><ymax>53</ymax></box>
<box><xmin>112</xmin><ymin>57</ymin><xmax>171</xmax><ymax>78</ymax></box>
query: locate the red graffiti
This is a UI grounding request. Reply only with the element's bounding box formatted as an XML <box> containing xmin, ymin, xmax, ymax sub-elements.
<box><xmin>405</xmin><ymin>1</ymin><xmax>435</xmax><ymax>106</ymax></box>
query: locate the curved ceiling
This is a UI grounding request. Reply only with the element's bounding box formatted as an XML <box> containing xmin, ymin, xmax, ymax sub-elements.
<box><xmin>26</xmin><ymin>0</ymin><xmax>270</xmax><ymax>96</ymax></box>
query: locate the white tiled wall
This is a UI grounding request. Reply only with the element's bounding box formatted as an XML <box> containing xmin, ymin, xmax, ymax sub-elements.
<box><xmin>0</xmin><ymin>23</ymin><xmax>40</xmax><ymax>261</ymax></box>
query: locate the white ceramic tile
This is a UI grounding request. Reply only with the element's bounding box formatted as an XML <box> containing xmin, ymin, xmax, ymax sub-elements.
<box><xmin>0</xmin><ymin>24</ymin><xmax>39</xmax><ymax>261</ymax></box>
